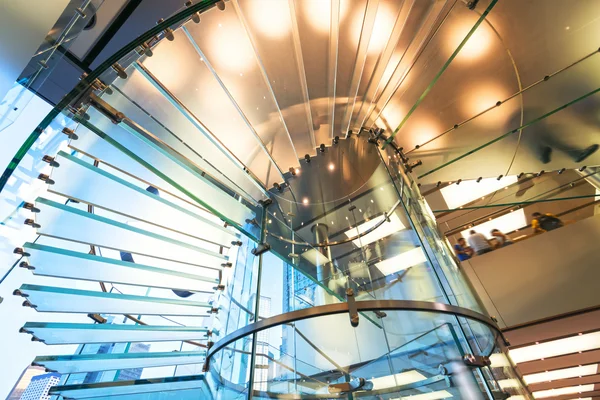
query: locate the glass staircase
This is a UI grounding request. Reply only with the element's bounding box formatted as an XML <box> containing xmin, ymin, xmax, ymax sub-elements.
<box><xmin>6</xmin><ymin>0</ymin><xmax>587</xmax><ymax>398</ymax></box>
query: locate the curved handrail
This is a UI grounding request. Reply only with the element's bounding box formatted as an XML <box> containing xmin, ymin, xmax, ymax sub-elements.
<box><xmin>268</xmin><ymin>200</ymin><xmax>401</xmax><ymax>248</ymax></box>
<box><xmin>206</xmin><ymin>300</ymin><xmax>504</xmax><ymax>362</ymax></box>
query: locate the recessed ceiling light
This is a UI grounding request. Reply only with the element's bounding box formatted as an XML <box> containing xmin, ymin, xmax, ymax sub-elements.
<box><xmin>328</xmin><ymin>163</ymin><xmax>335</xmax><ymax>171</ymax></box>
<box><xmin>510</xmin><ymin>332</ymin><xmax>600</xmax><ymax>363</ymax></box>
<box><xmin>525</xmin><ymin>364</ymin><xmax>598</xmax><ymax>384</ymax></box>
<box><xmin>369</xmin><ymin>370</ymin><xmax>426</xmax><ymax>390</ymax></box>
<box><xmin>344</xmin><ymin>214</ymin><xmax>405</xmax><ymax>247</ymax></box>
<box><xmin>532</xmin><ymin>384</ymin><xmax>594</xmax><ymax>399</ymax></box>
<box><xmin>391</xmin><ymin>390</ymin><xmax>452</xmax><ymax>400</ymax></box>
<box><xmin>302</xmin><ymin>198</ymin><xmax>309</xmax><ymax>205</ymax></box>
<box><xmin>375</xmin><ymin>247</ymin><xmax>427</xmax><ymax>276</ymax></box>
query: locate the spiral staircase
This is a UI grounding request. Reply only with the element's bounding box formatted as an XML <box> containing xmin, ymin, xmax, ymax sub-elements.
<box><xmin>2</xmin><ymin>0</ymin><xmax>600</xmax><ymax>399</ymax></box>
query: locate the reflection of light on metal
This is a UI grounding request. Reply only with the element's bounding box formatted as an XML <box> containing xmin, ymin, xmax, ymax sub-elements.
<box><xmin>344</xmin><ymin>213</ymin><xmax>405</xmax><ymax>247</ymax></box>
<box><xmin>369</xmin><ymin>370</ymin><xmax>426</xmax><ymax>390</ymax></box>
<box><xmin>510</xmin><ymin>331</ymin><xmax>600</xmax><ymax>363</ymax></box>
<box><xmin>208</xmin><ymin>20</ymin><xmax>254</xmax><ymax>72</ymax></box>
<box><xmin>301</xmin><ymin>0</ymin><xmax>349</xmax><ymax>33</ymax></box>
<box><xmin>448</xmin><ymin>22</ymin><xmax>492</xmax><ymax>62</ymax></box>
<box><xmin>375</xmin><ymin>247</ymin><xmax>427</xmax><ymax>276</ymax></box>
<box><xmin>246</xmin><ymin>0</ymin><xmax>291</xmax><ymax>38</ymax></box>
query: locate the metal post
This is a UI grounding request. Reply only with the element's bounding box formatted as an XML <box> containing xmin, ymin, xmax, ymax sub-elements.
<box><xmin>247</xmin><ymin>205</ymin><xmax>269</xmax><ymax>400</ymax></box>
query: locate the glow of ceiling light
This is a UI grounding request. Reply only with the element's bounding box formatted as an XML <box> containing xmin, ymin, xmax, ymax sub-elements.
<box><xmin>301</xmin><ymin>248</ymin><xmax>330</xmax><ymax>267</ymax></box>
<box><xmin>524</xmin><ymin>364</ymin><xmax>598</xmax><ymax>385</ymax></box>
<box><xmin>302</xmin><ymin>198</ymin><xmax>309</xmax><ymax>205</ymax></box>
<box><xmin>460</xmin><ymin>82</ymin><xmax>510</xmax><ymax>126</ymax></box>
<box><xmin>448</xmin><ymin>21</ymin><xmax>492</xmax><ymax>62</ymax></box>
<box><xmin>329</xmin><ymin>163</ymin><xmax>335</xmax><ymax>171</ymax></box>
<box><xmin>369</xmin><ymin>370</ymin><xmax>426</xmax><ymax>391</ymax></box>
<box><xmin>392</xmin><ymin>390</ymin><xmax>452</xmax><ymax>400</ymax></box>
<box><xmin>295</xmin><ymin>168</ymin><xmax>300</xmax><ymax>174</ymax></box>
<box><xmin>509</xmin><ymin>331</ymin><xmax>600</xmax><ymax>364</ymax></box>
<box><xmin>207</xmin><ymin>19</ymin><xmax>254</xmax><ymax>73</ymax></box>
<box><xmin>407</xmin><ymin>118</ymin><xmax>442</xmax><ymax>149</ymax></box>
<box><xmin>344</xmin><ymin>213</ymin><xmax>405</xmax><ymax>247</ymax></box>
<box><xmin>302</xmin><ymin>0</ymin><xmax>349</xmax><ymax>33</ymax></box>
<box><xmin>349</xmin><ymin>2</ymin><xmax>395</xmax><ymax>54</ymax></box>
<box><xmin>441</xmin><ymin>176</ymin><xmax>518</xmax><ymax>209</ymax></box>
<box><xmin>375</xmin><ymin>247</ymin><xmax>427</xmax><ymax>276</ymax></box>
<box><xmin>532</xmin><ymin>384</ymin><xmax>594</xmax><ymax>399</ymax></box>
<box><xmin>460</xmin><ymin>209</ymin><xmax>526</xmax><ymax>240</ymax></box>
<box><xmin>380</xmin><ymin>102</ymin><xmax>405</xmax><ymax>129</ymax></box>
<box><xmin>246</xmin><ymin>0</ymin><xmax>291</xmax><ymax>38</ymax></box>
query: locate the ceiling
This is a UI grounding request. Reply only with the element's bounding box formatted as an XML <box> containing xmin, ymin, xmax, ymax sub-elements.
<box><xmin>120</xmin><ymin>0</ymin><xmax>600</xmax><ymax>189</ymax></box>
<box><xmin>505</xmin><ymin>308</ymin><xmax>600</xmax><ymax>400</ymax></box>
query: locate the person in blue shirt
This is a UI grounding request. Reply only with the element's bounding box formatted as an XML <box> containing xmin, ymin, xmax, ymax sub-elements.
<box><xmin>454</xmin><ymin>237</ymin><xmax>473</xmax><ymax>261</ymax></box>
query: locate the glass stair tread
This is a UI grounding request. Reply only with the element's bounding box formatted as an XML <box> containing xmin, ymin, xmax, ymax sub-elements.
<box><xmin>20</xmin><ymin>322</ymin><xmax>209</xmax><ymax>345</ymax></box>
<box><xmin>100</xmin><ymin>80</ymin><xmax>269</xmax><ymax>204</ymax></box>
<box><xmin>23</xmin><ymin>242</ymin><xmax>219</xmax><ymax>292</ymax></box>
<box><xmin>33</xmin><ymin>350</ymin><xmax>206</xmax><ymax>374</ymax></box>
<box><xmin>73</xmin><ymin>115</ymin><xmax>259</xmax><ymax>237</ymax></box>
<box><xmin>33</xmin><ymin>197</ymin><xmax>228</xmax><ymax>271</ymax></box>
<box><xmin>50</xmin><ymin>150</ymin><xmax>239</xmax><ymax>248</ymax></box>
<box><xmin>16</xmin><ymin>284</ymin><xmax>211</xmax><ymax>316</ymax></box>
<box><xmin>49</xmin><ymin>374</ymin><xmax>206</xmax><ymax>398</ymax></box>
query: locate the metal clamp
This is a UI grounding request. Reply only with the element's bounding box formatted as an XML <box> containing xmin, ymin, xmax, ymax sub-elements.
<box><xmin>24</xmin><ymin>219</ymin><xmax>41</xmax><ymax>229</ymax></box>
<box><xmin>23</xmin><ymin>202</ymin><xmax>40</xmax><ymax>213</ymax></box>
<box><xmin>89</xmin><ymin>93</ymin><xmax>125</xmax><ymax>124</ymax></box>
<box><xmin>13</xmin><ymin>248</ymin><xmax>31</xmax><ymax>257</ymax></box>
<box><xmin>251</xmin><ymin>243</ymin><xmax>271</xmax><ymax>256</ymax></box>
<box><xmin>328</xmin><ymin>378</ymin><xmax>372</xmax><ymax>394</ymax></box>
<box><xmin>37</xmin><ymin>174</ymin><xmax>54</xmax><ymax>185</ymax></box>
<box><xmin>346</xmin><ymin>288</ymin><xmax>359</xmax><ymax>327</ymax></box>
<box><xmin>462</xmin><ymin>354</ymin><xmax>491</xmax><ymax>368</ymax></box>
<box><xmin>42</xmin><ymin>155</ymin><xmax>59</xmax><ymax>167</ymax></box>
<box><xmin>62</xmin><ymin>127</ymin><xmax>79</xmax><ymax>140</ymax></box>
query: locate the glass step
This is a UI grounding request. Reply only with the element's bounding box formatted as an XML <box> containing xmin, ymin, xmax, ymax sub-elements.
<box><xmin>22</xmin><ymin>242</ymin><xmax>219</xmax><ymax>292</ymax></box>
<box><xmin>33</xmin><ymin>197</ymin><xmax>228</xmax><ymax>271</ymax></box>
<box><xmin>72</xmin><ymin>113</ymin><xmax>261</xmax><ymax>240</ymax></box>
<box><xmin>50</xmin><ymin>374</ymin><xmax>207</xmax><ymax>398</ymax></box>
<box><xmin>33</xmin><ymin>350</ymin><xmax>206</xmax><ymax>374</ymax></box>
<box><xmin>16</xmin><ymin>284</ymin><xmax>211</xmax><ymax>316</ymax></box>
<box><xmin>50</xmin><ymin>150</ymin><xmax>239</xmax><ymax>248</ymax></box>
<box><xmin>104</xmin><ymin>72</ymin><xmax>269</xmax><ymax>204</ymax></box>
<box><xmin>20</xmin><ymin>322</ymin><xmax>209</xmax><ymax>345</ymax></box>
